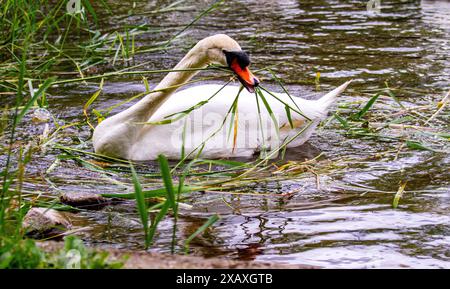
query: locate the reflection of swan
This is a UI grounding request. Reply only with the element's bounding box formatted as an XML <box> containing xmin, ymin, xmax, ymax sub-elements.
<box><xmin>93</xmin><ymin>34</ymin><xmax>351</xmax><ymax>160</ymax></box>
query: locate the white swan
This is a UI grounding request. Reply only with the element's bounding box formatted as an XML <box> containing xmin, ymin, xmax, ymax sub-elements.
<box><xmin>93</xmin><ymin>34</ymin><xmax>351</xmax><ymax>160</ymax></box>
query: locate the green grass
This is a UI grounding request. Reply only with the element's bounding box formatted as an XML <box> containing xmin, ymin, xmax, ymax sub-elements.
<box><xmin>1</xmin><ymin>0</ymin><xmax>448</xmax><ymax>268</ymax></box>
<box><xmin>0</xmin><ymin>0</ymin><xmax>228</xmax><ymax>268</ymax></box>
<box><xmin>392</xmin><ymin>181</ymin><xmax>407</xmax><ymax>209</ymax></box>
<box><xmin>184</xmin><ymin>214</ymin><xmax>219</xmax><ymax>254</ymax></box>
<box><xmin>0</xmin><ymin>235</ymin><xmax>124</xmax><ymax>269</ymax></box>
<box><xmin>131</xmin><ymin>163</ymin><xmax>149</xmax><ymax>248</ymax></box>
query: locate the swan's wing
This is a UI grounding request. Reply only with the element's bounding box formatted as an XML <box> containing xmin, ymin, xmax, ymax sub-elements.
<box><xmin>149</xmin><ymin>84</ymin><xmax>243</xmax><ymax>121</ymax></box>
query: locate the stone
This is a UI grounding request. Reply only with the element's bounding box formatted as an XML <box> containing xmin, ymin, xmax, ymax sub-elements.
<box><xmin>60</xmin><ymin>192</ymin><xmax>109</xmax><ymax>209</ymax></box>
<box><xmin>23</xmin><ymin>208</ymin><xmax>71</xmax><ymax>238</ymax></box>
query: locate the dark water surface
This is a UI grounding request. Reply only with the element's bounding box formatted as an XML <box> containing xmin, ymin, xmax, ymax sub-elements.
<box><xmin>4</xmin><ymin>0</ymin><xmax>450</xmax><ymax>268</ymax></box>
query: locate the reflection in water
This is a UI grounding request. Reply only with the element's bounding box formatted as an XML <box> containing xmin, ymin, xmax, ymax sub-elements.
<box><xmin>2</xmin><ymin>0</ymin><xmax>449</xmax><ymax>268</ymax></box>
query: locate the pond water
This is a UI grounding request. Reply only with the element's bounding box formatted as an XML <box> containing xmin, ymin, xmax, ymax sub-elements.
<box><xmin>3</xmin><ymin>0</ymin><xmax>450</xmax><ymax>268</ymax></box>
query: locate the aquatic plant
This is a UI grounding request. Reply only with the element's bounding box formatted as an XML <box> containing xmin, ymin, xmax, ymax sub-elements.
<box><xmin>0</xmin><ymin>0</ymin><xmax>230</xmax><ymax>264</ymax></box>
<box><xmin>0</xmin><ymin>0</ymin><xmax>448</xmax><ymax>267</ymax></box>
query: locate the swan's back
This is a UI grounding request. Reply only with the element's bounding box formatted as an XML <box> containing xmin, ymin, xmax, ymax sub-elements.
<box><xmin>130</xmin><ymin>82</ymin><xmax>348</xmax><ymax>160</ymax></box>
<box><xmin>150</xmin><ymin>84</ymin><xmax>319</xmax><ymax>123</ymax></box>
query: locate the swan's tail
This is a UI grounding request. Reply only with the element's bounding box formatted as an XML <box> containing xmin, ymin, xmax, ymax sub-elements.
<box><xmin>304</xmin><ymin>80</ymin><xmax>352</xmax><ymax>120</ymax></box>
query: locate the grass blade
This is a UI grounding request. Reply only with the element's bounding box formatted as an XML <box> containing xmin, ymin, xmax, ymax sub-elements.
<box><xmin>393</xmin><ymin>181</ymin><xmax>407</xmax><ymax>209</ymax></box>
<box><xmin>101</xmin><ymin>185</ymin><xmax>202</xmax><ymax>199</ymax></box>
<box><xmin>83</xmin><ymin>78</ymin><xmax>104</xmax><ymax>130</ymax></box>
<box><xmin>352</xmin><ymin>92</ymin><xmax>380</xmax><ymax>120</ymax></box>
<box><xmin>184</xmin><ymin>214</ymin><xmax>220</xmax><ymax>254</ymax></box>
<box><xmin>130</xmin><ymin>164</ymin><xmax>149</xmax><ymax>248</ymax></box>
<box><xmin>81</xmin><ymin>0</ymin><xmax>98</xmax><ymax>24</ymax></box>
<box><xmin>406</xmin><ymin>140</ymin><xmax>439</xmax><ymax>152</ymax></box>
<box><xmin>158</xmin><ymin>154</ymin><xmax>176</xmax><ymax>212</ymax></box>
<box><xmin>256</xmin><ymin>88</ymin><xmax>280</xmax><ymax>142</ymax></box>
<box><xmin>147</xmin><ymin>200</ymin><xmax>170</xmax><ymax>247</ymax></box>
<box><xmin>333</xmin><ymin>113</ymin><xmax>349</xmax><ymax>129</ymax></box>
<box><xmin>285</xmin><ymin>105</ymin><xmax>294</xmax><ymax>128</ymax></box>
<box><xmin>17</xmin><ymin>78</ymin><xmax>55</xmax><ymax>124</ymax></box>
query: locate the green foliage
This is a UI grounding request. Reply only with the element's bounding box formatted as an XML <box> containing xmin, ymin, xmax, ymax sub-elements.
<box><xmin>0</xmin><ymin>237</ymin><xmax>45</xmax><ymax>269</ymax></box>
<box><xmin>351</xmin><ymin>92</ymin><xmax>380</xmax><ymax>120</ymax></box>
<box><xmin>0</xmin><ymin>0</ymin><xmax>128</xmax><ymax>269</ymax></box>
<box><xmin>131</xmin><ymin>163</ymin><xmax>150</xmax><ymax>248</ymax></box>
<box><xmin>2</xmin><ymin>0</ymin><xmax>446</xmax><ymax>267</ymax></box>
<box><xmin>49</xmin><ymin>236</ymin><xmax>124</xmax><ymax>269</ymax></box>
<box><xmin>331</xmin><ymin>86</ymin><xmax>448</xmax><ymax>154</ymax></box>
<box><xmin>392</xmin><ymin>182</ymin><xmax>407</xmax><ymax>209</ymax></box>
<box><xmin>158</xmin><ymin>155</ymin><xmax>177</xmax><ymax>212</ymax></box>
<box><xmin>0</xmin><ymin>235</ymin><xmax>124</xmax><ymax>269</ymax></box>
<box><xmin>184</xmin><ymin>214</ymin><xmax>220</xmax><ymax>254</ymax></box>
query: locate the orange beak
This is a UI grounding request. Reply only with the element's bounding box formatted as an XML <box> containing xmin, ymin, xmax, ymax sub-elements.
<box><xmin>230</xmin><ymin>59</ymin><xmax>260</xmax><ymax>93</ymax></box>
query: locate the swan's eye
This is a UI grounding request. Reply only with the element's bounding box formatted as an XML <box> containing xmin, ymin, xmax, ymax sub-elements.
<box><xmin>223</xmin><ymin>50</ymin><xmax>251</xmax><ymax>69</ymax></box>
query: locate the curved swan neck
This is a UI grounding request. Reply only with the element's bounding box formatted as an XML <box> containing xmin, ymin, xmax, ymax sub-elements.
<box><xmin>124</xmin><ymin>47</ymin><xmax>208</xmax><ymax>123</ymax></box>
<box><xmin>93</xmin><ymin>34</ymin><xmax>246</xmax><ymax>159</ymax></box>
<box><xmin>154</xmin><ymin>50</ymin><xmax>207</xmax><ymax>93</ymax></box>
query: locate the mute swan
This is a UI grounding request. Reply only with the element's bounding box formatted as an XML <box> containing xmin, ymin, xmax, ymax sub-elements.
<box><xmin>93</xmin><ymin>34</ymin><xmax>351</xmax><ymax>160</ymax></box>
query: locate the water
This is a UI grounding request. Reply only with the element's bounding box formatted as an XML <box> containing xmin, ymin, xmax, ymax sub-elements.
<box><xmin>3</xmin><ymin>0</ymin><xmax>450</xmax><ymax>268</ymax></box>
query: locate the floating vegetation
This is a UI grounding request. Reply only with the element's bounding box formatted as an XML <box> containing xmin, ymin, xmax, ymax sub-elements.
<box><xmin>393</xmin><ymin>181</ymin><xmax>407</xmax><ymax>209</ymax></box>
<box><xmin>0</xmin><ymin>0</ymin><xmax>230</xmax><ymax>265</ymax></box>
<box><xmin>1</xmin><ymin>0</ymin><xmax>449</xmax><ymax>268</ymax></box>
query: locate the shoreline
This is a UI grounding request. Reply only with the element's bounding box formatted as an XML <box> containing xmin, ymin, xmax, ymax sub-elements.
<box><xmin>37</xmin><ymin>241</ymin><xmax>317</xmax><ymax>269</ymax></box>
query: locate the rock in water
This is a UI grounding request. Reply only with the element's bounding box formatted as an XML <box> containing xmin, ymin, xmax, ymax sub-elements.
<box><xmin>23</xmin><ymin>208</ymin><xmax>71</xmax><ymax>238</ymax></box>
<box><xmin>60</xmin><ymin>192</ymin><xmax>109</xmax><ymax>209</ymax></box>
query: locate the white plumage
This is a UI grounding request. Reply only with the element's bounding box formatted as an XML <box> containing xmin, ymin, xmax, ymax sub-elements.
<box><xmin>93</xmin><ymin>35</ymin><xmax>351</xmax><ymax>160</ymax></box>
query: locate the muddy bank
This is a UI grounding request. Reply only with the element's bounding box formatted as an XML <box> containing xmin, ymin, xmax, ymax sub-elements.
<box><xmin>37</xmin><ymin>241</ymin><xmax>316</xmax><ymax>269</ymax></box>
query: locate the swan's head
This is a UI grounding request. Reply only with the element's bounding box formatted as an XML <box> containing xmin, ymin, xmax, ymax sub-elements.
<box><xmin>200</xmin><ymin>34</ymin><xmax>260</xmax><ymax>93</ymax></box>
